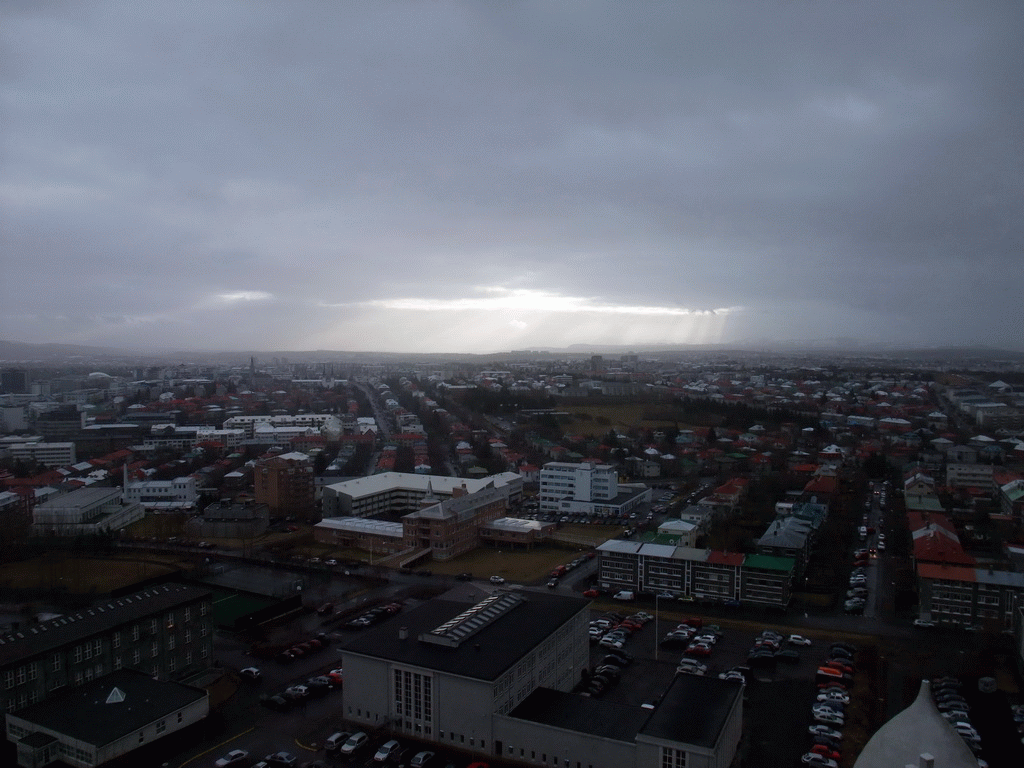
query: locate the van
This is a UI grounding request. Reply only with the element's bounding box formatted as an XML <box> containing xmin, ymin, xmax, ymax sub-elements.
<box><xmin>324</xmin><ymin>732</ymin><xmax>350</xmax><ymax>751</ymax></box>
<box><xmin>613</xmin><ymin>590</ymin><xmax>635</xmax><ymax>601</ymax></box>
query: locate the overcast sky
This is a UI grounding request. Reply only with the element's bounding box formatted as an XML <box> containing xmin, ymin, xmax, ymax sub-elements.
<box><xmin>2</xmin><ymin>1</ymin><xmax>1021</xmax><ymax>354</ymax></box>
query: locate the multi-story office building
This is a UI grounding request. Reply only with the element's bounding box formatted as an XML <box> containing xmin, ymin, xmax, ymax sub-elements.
<box><xmin>539</xmin><ymin>461</ymin><xmax>650</xmax><ymax>517</ymax></box>
<box><xmin>0</xmin><ymin>583</ymin><xmax>213</xmax><ymax>716</ymax></box>
<box><xmin>539</xmin><ymin>462</ymin><xmax>617</xmax><ymax>512</ymax></box>
<box><xmin>253</xmin><ymin>451</ymin><xmax>316</xmax><ymax>521</ymax></box>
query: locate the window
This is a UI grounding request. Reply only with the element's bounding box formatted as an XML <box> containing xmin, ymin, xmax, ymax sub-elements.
<box><xmin>15</xmin><ymin>667</ymin><xmax>26</xmax><ymax>685</ymax></box>
<box><xmin>150</xmin><ymin>619</ymin><xmax>158</xmax><ymax>635</ymax></box>
<box><xmin>51</xmin><ymin>655</ymin><xmax>61</xmax><ymax>673</ymax></box>
<box><xmin>151</xmin><ymin>642</ymin><xmax>159</xmax><ymax>658</ymax></box>
<box><xmin>3</xmin><ymin>671</ymin><xmax>14</xmax><ymax>689</ymax></box>
<box><xmin>661</xmin><ymin>747</ymin><xmax>687</xmax><ymax>768</ymax></box>
<box><xmin>167</xmin><ymin>635</ymin><xmax>175</xmax><ymax>650</ymax></box>
<box><xmin>132</xmin><ymin>625</ymin><xmax>140</xmax><ymax>641</ymax></box>
<box><xmin>27</xmin><ymin>664</ymin><xmax>37</xmax><ymax>682</ymax></box>
<box><xmin>155</xmin><ymin>720</ymin><xmax>166</xmax><ymax>734</ymax></box>
<box><xmin>73</xmin><ymin>646</ymin><xmax>83</xmax><ymax>664</ymax></box>
<box><xmin>133</xmin><ymin>649</ymin><xmax>141</xmax><ymax>665</ymax></box>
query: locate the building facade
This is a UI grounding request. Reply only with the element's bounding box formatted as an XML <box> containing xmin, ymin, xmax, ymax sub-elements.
<box><xmin>253</xmin><ymin>451</ymin><xmax>316</xmax><ymax>521</ymax></box>
<box><xmin>341</xmin><ymin>588</ymin><xmax>743</xmax><ymax>768</ymax></box>
<box><xmin>0</xmin><ymin>584</ymin><xmax>214</xmax><ymax>717</ymax></box>
<box><xmin>595</xmin><ymin>541</ymin><xmax>794</xmax><ymax>608</ymax></box>
<box><xmin>31</xmin><ymin>487</ymin><xmax>144</xmax><ymax>537</ymax></box>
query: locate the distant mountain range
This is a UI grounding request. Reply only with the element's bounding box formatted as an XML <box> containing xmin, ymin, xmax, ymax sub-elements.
<box><xmin>1</xmin><ymin>338</ymin><xmax>1023</xmax><ymax>366</ymax></box>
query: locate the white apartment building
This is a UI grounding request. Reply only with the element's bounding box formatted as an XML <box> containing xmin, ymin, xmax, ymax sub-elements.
<box><xmin>538</xmin><ymin>462</ymin><xmax>619</xmax><ymax>513</ymax></box>
<box><xmin>123</xmin><ymin>477</ymin><xmax>198</xmax><ymax>508</ymax></box>
<box><xmin>946</xmin><ymin>463</ymin><xmax>994</xmax><ymax>489</ymax></box>
<box><xmin>3</xmin><ymin>440</ymin><xmax>76</xmax><ymax>467</ymax></box>
<box><xmin>222</xmin><ymin>413</ymin><xmax>342</xmax><ymax>439</ymax></box>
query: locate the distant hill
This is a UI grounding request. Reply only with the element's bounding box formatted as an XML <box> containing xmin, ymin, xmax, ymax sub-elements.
<box><xmin>1</xmin><ymin>338</ymin><xmax>1022</xmax><ymax>366</ymax></box>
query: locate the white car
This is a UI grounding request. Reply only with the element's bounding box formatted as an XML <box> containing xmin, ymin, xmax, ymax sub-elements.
<box><xmin>913</xmin><ymin>619</ymin><xmax>936</xmax><ymax>628</ymax></box>
<box><xmin>489</xmin><ymin>575</ymin><xmax>506</xmax><ymax>584</ymax></box>
<box><xmin>373</xmin><ymin>739</ymin><xmax>402</xmax><ymax>763</ymax></box>
<box><xmin>808</xmin><ymin>725</ymin><xmax>842</xmax><ymax>740</ymax></box>
<box><xmin>215</xmin><ymin>751</ymin><xmax>249</xmax><ymax>767</ymax></box>
<box><xmin>788</xmin><ymin>634</ymin><xmax>812</xmax><ymax>646</ymax></box>
<box><xmin>817</xmin><ymin>691</ymin><xmax>850</xmax><ymax>703</ymax></box>
<box><xmin>801</xmin><ymin>754</ymin><xmax>838</xmax><ymax>768</ymax></box>
<box><xmin>339</xmin><ymin>732</ymin><xmax>369</xmax><ymax>755</ymax></box>
<box><xmin>814</xmin><ymin>711</ymin><xmax>845</xmax><ymax>726</ymax></box>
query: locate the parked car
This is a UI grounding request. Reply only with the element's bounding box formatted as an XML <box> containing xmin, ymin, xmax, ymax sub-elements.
<box><xmin>788</xmin><ymin>635</ymin><xmax>812</xmax><ymax>646</ymax></box>
<box><xmin>215</xmin><ymin>750</ymin><xmax>249</xmax><ymax>767</ymax></box>
<box><xmin>373</xmin><ymin>739</ymin><xmax>403</xmax><ymax>763</ymax></box>
<box><xmin>813</xmin><ymin>710</ymin><xmax>845</xmax><ymax>726</ymax></box>
<box><xmin>801</xmin><ymin>753</ymin><xmax>838</xmax><ymax>768</ymax></box>
<box><xmin>410</xmin><ymin>751</ymin><xmax>436</xmax><ymax>768</ymax></box>
<box><xmin>808</xmin><ymin>725</ymin><xmax>842</xmax><ymax>740</ymax></box>
<box><xmin>339</xmin><ymin>732</ymin><xmax>369</xmax><ymax>755</ymax></box>
<box><xmin>324</xmin><ymin>731</ymin><xmax>352</xmax><ymax>752</ymax></box>
<box><xmin>264</xmin><ymin>753</ymin><xmax>298</xmax><ymax>767</ymax></box>
<box><xmin>489</xmin><ymin>575</ymin><xmax>505</xmax><ymax>584</ymax></box>
<box><xmin>239</xmin><ymin>666</ymin><xmax>262</xmax><ymax>680</ymax></box>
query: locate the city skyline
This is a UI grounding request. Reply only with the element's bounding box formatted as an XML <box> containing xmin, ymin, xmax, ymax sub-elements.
<box><xmin>2</xmin><ymin>1</ymin><xmax>1021</xmax><ymax>354</ymax></box>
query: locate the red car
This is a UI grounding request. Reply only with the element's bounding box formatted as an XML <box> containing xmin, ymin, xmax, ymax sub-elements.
<box><xmin>583</xmin><ymin>589</ymin><xmax>600</xmax><ymax>598</ymax></box>
<box><xmin>810</xmin><ymin>745</ymin><xmax>840</xmax><ymax>761</ymax></box>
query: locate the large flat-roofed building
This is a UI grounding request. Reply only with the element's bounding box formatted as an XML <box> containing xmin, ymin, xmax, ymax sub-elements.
<box><xmin>340</xmin><ymin>588</ymin><xmax>743</xmax><ymax>768</ymax></box>
<box><xmin>0</xmin><ymin>583</ymin><xmax>213</xmax><ymax>717</ymax></box>
<box><xmin>5</xmin><ymin>668</ymin><xmax>209</xmax><ymax>768</ymax></box>
<box><xmin>501</xmin><ymin>672</ymin><xmax>743</xmax><ymax>768</ymax></box>
<box><xmin>321</xmin><ymin>471</ymin><xmax>523</xmax><ymax>519</ymax></box>
<box><xmin>31</xmin><ymin>487</ymin><xmax>144</xmax><ymax>537</ymax></box>
<box><xmin>341</xmin><ymin>590</ymin><xmax>590</xmax><ymax>751</ymax></box>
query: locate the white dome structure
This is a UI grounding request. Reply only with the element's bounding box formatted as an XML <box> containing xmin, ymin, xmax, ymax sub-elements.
<box><xmin>853</xmin><ymin>680</ymin><xmax>978</xmax><ymax>768</ymax></box>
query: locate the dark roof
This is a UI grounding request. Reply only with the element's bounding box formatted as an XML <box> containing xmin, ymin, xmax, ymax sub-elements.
<box><xmin>640</xmin><ymin>673</ymin><xmax>742</xmax><ymax>748</ymax></box>
<box><xmin>341</xmin><ymin>589</ymin><xmax>589</xmax><ymax>681</ymax></box>
<box><xmin>0</xmin><ymin>583</ymin><xmax>210</xmax><ymax>667</ymax></box>
<box><xmin>508</xmin><ymin>687</ymin><xmax>650</xmax><ymax>743</ymax></box>
<box><xmin>9</xmin><ymin>668</ymin><xmax>207</xmax><ymax>746</ymax></box>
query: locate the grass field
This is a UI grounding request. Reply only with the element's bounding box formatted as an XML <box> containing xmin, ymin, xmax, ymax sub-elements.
<box><xmin>559</xmin><ymin>402</ymin><xmax>689</xmax><ymax>437</ymax></box>
<box><xmin>0</xmin><ymin>555</ymin><xmax>184</xmax><ymax>594</ymax></box>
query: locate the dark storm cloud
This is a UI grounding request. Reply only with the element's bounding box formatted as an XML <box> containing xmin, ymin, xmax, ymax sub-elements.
<box><xmin>1</xmin><ymin>0</ymin><xmax>1020</xmax><ymax>352</ymax></box>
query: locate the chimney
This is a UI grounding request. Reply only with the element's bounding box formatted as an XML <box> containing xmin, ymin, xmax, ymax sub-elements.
<box><xmin>919</xmin><ymin>755</ymin><xmax>934</xmax><ymax>768</ymax></box>
<box><xmin>398</xmin><ymin>626</ymin><xmax>408</xmax><ymax>640</ymax></box>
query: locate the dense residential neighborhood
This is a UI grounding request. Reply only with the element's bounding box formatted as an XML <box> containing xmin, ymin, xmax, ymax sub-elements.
<box><xmin>2</xmin><ymin>350</ymin><xmax>1024</xmax><ymax>768</ymax></box>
